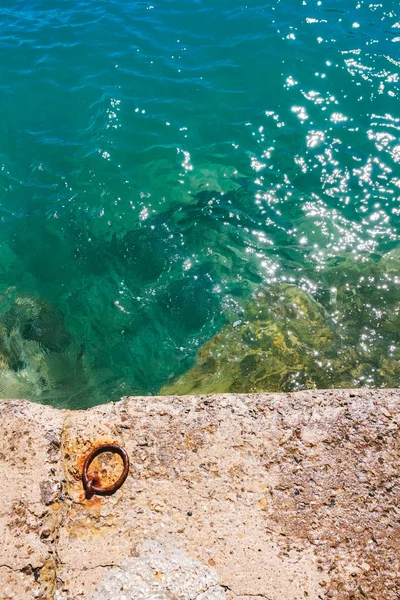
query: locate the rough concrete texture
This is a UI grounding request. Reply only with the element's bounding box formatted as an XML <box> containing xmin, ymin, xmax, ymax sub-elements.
<box><xmin>0</xmin><ymin>390</ymin><xmax>399</xmax><ymax>600</ymax></box>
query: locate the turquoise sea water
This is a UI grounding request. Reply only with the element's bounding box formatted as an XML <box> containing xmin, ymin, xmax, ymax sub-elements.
<box><xmin>0</xmin><ymin>0</ymin><xmax>399</xmax><ymax>408</ymax></box>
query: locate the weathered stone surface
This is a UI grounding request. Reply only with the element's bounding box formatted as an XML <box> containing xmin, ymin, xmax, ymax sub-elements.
<box><xmin>0</xmin><ymin>390</ymin><xmax>399</xmax><ymax>599</ymax></box>
<box><xmin>0</xmin><ymin>400</ymin><xmax>65</xmax><ymax>599</ymax></box>
<box><xmin>0</xmin><ymin>567</ymin><xmax>38</xmax><ymax>600</ymax></box>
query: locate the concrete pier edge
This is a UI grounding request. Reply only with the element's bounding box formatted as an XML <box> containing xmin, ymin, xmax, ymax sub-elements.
<box><xmin>0</xmin><ymin>389</ymin><xmax>399</xmax><ymax>599</ymax></box>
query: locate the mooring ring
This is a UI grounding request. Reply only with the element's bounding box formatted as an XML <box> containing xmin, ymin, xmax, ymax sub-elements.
<box><xmin>82</xmin><ymin>443</ymin><xmax>130</xmax><ymax>499</ymax></box>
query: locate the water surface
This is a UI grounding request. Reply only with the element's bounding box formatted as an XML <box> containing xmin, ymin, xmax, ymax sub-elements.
<box><xmin>0</xmin><ymin>0</ymin><xmax>399</xmax><ymax>407</ymax></box>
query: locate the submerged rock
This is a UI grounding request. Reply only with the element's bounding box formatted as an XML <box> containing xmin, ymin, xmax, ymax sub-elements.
<box><xmin>1</xmin><ymin>292</ymin><xmax>72</xmax><ymax>352</ymax></box>
<box><xmin>0</xmin><ymin>290</ymin><xmax>92</xmax><ymax>402</ymax></box>
<box><xmin>162</xmin><ymin>254</ymin><xmax>400</xmax><ymax>395</ymax></box>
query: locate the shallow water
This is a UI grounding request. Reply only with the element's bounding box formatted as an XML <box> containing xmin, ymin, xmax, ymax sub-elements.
<box><xmin>0</xmin><ymin>0</ymin><xmax>399</xmax><ymax>408</ymax></box>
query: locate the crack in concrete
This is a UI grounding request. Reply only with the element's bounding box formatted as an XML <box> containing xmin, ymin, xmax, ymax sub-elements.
<box><xmin>241</xmin><ymin>595</ymin><xmax>273</xmax><ymax>600</ymax></box>
<box><xmin>66</xmin><ymin>563</ymin><xmax>119</xmax><ymax>572</ymax></box>
<box><xmin>52</xmin><ymin>413</ymin><xmax>75</xmax><ymax>597</ymax></box>
<box><xmin>0</xmin><ymin>564</ymin><xmax>20</xmax><ymax>572</ymax></box>
<box><xmin>193</xmin><ymin>584</ymin><xmax>224</xmax><ymax>599</ymax></box>
<box><xmin>222</xmin><ymin>586</ymin><xmax>273</xmax><ymax>600</ymax></box>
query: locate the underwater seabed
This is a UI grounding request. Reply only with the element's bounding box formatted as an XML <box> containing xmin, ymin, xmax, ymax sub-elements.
<box><xmin>0</xmin><ymin>247</ymin><xmax>399</xmax><ymax>405</ymax></box>
<box><xmin>0</xmin><ymin>289</ymin><xmax>95</xmax><ymax>404</ymax></box>
<box><xmin>162</xmin><ymin>248</ymin><xmax>400</xmax><ymax>395</ymax></box>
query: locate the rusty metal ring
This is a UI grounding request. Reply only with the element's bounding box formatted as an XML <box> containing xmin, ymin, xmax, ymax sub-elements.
<box><xmin>82</xmin><ymin>443</ymin><xmax>130</xmax><ymax>499</ymax></box>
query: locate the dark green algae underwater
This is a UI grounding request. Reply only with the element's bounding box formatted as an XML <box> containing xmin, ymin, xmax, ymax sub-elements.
<box><xmin>0</xmin><ymin>184</ymin><xmax>399</xmax><ymax>409</ymax></box>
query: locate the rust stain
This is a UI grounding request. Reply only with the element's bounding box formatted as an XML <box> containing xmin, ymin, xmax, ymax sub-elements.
<box><xmin>82</xmin><ymin>494</ymin><xmax>103</xmax><ymax>512</ymax></box>
<box><xmin>67</xmin><ymin>520</ymin><xmax>112</xmax><ymax>539</ymax></box>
